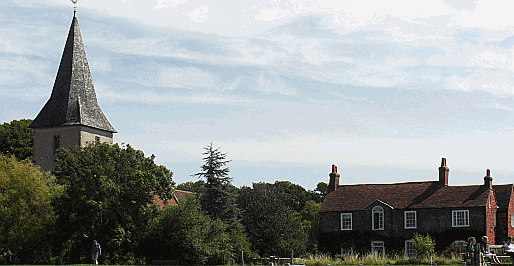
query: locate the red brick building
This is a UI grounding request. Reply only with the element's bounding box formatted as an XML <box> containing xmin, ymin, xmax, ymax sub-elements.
<box><xmin>319</xmin><ymin>158</ymin><xmax>514</xmax><ymax>256</ymax></box>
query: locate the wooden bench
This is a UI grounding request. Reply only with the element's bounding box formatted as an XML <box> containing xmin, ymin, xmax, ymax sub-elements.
<box><xmin>490</xmin><ymin>245</ymin><xmax>513</xmax><ymax>264</ymax></box>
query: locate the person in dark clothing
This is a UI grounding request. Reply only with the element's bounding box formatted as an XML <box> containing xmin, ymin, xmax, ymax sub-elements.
<box><xmin>91</xmin><ymin>240</ymin><xmax>101</xmax><ymax>265</ymax></box>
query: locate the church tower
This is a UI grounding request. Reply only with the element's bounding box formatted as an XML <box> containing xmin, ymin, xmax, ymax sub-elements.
<box><xmin>30</xmin><ymin>12</ymin><xmax>116</xmax><ymax>172</ymax></box>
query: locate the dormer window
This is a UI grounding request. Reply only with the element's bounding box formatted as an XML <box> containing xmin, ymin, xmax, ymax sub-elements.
<box><xmin>372</xmin><ymin>206</ymin><xmax>384</xmax><ymax>230</ymax></box>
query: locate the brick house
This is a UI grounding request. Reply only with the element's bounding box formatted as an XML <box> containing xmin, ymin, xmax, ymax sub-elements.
<box><xmin>319</xmin><ymin>158</ymin><xmax>514</xmax><ymax>256</ymax></box>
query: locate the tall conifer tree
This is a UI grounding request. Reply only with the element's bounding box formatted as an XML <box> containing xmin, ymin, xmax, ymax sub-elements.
<box><xmin>192</xmin><ymin>142</ymin><xmax>242</xmax><ymax>231</ymax></box>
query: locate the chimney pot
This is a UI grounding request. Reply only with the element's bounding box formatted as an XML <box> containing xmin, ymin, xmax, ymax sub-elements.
<box><xmin>484</xmin><ymin>169</ymin><xmax>493</xmax><ymax>189</ymax></box>
<box><xmin>329</xmin><ymin>164</ymin><xmax>340</xmax><ymax>192</ymax></box>
<box><xmin>438</xmin><ymin>157</ymin><xmax>449</xmax><ymax>186</ymax></box>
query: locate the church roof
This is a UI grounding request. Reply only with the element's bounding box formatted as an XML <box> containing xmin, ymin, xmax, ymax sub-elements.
<box><xmin>30</xmin><ymin>14</ymin><xmax>116</xmax><ymax>133</ymax></box>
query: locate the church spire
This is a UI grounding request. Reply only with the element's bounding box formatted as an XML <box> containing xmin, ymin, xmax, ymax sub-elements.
<box><xmin>30</xmin><ymin>14</ymin><xmax>116</xmax><ymax>133</ymax></box>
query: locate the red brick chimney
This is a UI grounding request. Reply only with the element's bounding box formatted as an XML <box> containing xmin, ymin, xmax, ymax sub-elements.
<box><xmin>329</xmin><ymin>164</ymin><xmax>340</xmax><ymax>192</ymax></box>
<box><xmin>484</xmin><ymin>169</ymin><xmax>493</xmax><ymax>189</ymax></box>
<box><xmin>439</xmin><ymin>157</ymin><xmax>449</xmax><ymax>186</ymax></box>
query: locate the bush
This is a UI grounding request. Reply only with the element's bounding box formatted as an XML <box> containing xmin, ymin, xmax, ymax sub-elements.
<box><xmin>412</xmin><ymin>233</ymin><xmax>435</xmax><ymax>257</ymax></box>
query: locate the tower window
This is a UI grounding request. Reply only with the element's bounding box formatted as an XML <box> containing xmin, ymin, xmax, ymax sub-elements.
<box><xmin>53</xmin><ymin>135</ymin><xmax>60</xmax><ymax>154</ymax></box>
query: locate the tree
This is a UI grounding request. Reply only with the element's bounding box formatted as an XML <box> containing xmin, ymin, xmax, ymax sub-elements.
<box><xmin>298</xmin><ymin>200</ymin><xmax>321</xmax><ymax>253</ymax></box>
<box><xmin>238</xmin><ymin>182</ymin><xmax>308</xmax><ymax>257</ymax></box>
<box><xmin>272</xmin><ymin>181</ymin><xmax>321</xmax><ymax>212</ymax></box>
<box><xmin>0</xmin><ymin>119</ymin><xmax>33</xmax><ymax>161</ymax></box>
<box><xmin>176</xmin><ymin>180</ymin><xmax>206</xmax><ymax>194</ymax></box>
<box><xmin>315</xmin><ymin>182</ymin><xmax>329</xmax><ymax>201</ymax></box>
<box><xmin>52</xmin><ymin>142</ymin><xmax>174</xmax><ymax>264</ymax></box>
<box><xmin>192</xmin><ymin>142</ymin><xmax>242</xmax><ymax>231</ymax></box>
<box><xmin>0</xmin><ymin>155</ymin><xmax>63</xmax><ymax>263</ymax></box>
<box><xmin>142</xmin><ymin>196</ymin><xmax>252</xmax><ymax>265</ymax></box>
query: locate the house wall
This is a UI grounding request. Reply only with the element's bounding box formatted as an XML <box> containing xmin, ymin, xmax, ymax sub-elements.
<box><xmin>486</xmin><ymin>190</ymin><xmax>497</xmax><ymax>244</ymax></box>
<box><xmin>319</xmin><ymin>206</ymin><xmax>487</xmax><ymax>255</ymax></box>
<box><xmin>507</xmin><ymin>188</ymin><xmax>514</xmax><ymax>241</ymax></box>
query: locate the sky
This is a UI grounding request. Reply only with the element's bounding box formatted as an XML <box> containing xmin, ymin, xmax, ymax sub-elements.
<box><xmin>2</xmin><ymin>0</ymin><xmax>514</xmax><ymax>190</ymax></box>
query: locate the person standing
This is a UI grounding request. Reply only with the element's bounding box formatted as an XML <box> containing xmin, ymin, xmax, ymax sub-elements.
<box><xmin>91</xmin><ymin>240</ymin><xmax>101</xmax><ymax>265</ymax></box>
<box><xmin>503</xmin><ymin>237</ymin><xmax>514</xmax><ymax>264</ymax></box>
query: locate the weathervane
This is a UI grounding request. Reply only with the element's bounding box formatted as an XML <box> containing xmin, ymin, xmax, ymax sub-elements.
<box><xmin>71</xmin><ymin>0</ymin><xmax>77</xmax><ymax>15</ymax></box>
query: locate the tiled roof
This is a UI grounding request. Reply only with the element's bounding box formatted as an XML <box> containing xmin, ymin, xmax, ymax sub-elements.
<box><xmin>30</xmin><ymin>15</ymin><xmax>116</xmax><ymax>133</ymax></box>
<box><xmin>153</xmin><ymin>190</ymin><xmax>194</xmax><ymax>209</ymax></box>
<box><xmin>494</xmin><ymin>184</ymin><xmax>513</xmax><ymax>211</ymax></box>
<box><xmin>321</xmin><ymin>181</ymin><xmax>492</xmax><ymax>212</ymax></box>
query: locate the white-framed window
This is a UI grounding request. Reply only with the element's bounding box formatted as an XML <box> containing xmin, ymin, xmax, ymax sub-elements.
<box><xmin>372</xmin><ymin>241</ymin><xmax>385</xmax><ymax>256</ymax></box>
<box><xmin>452</xmin><ymin>210</ymin><xmax>469</xmax><ymax>227</ymax></box>
<box><xmin>372</xmin><ymin>206</ymin><xmax>384</xmax><ymax>230</ymax></box>
<box><xmin>494</xmin><ymin>212</ymin><xmax>497</xmax><ymax>227</ymax></box>
<box><xmin>405</xmin><ymin>240</ymin><xmax>416</xmax><ymax>257</ymax></box>
<box><xmin>511</xmin><ymin>214</ymin><xmax>514</xmax><ymax>227</ymax></box>
<box><xmin>404</xmin><ymin>211</ymin><xmax>416</xmax><ymax>229</ymax></box>
<box><xmin>341</xmin><ymin>245</ymin><xmax>352</xmax><ymax>256</ymax></box>
<box><xmin>341</xmin><ymin>213</ymin><xmax>352</xmax><ymax>230</ymax></box>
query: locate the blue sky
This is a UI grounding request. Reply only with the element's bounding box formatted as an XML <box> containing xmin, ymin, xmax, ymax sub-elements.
<box><xmin>2</xmin><ymin>0</ymin><xmax>514</xmax><ymax>189</ymax></box>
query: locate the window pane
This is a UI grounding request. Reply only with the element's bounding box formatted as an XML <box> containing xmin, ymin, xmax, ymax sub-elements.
<box><xmin>373</xmin><ymin>206</ymin><xmax>384</xmax><ymax>230</ymax></box>
<box><xmin>405</xmin><ymin>241</ymin><xmax>416</xmax><ymax>257</ymax></box>
<box><xmin>452</xmin><ymin>210</ymin><xmax>469</xmax><ymax>227</ymax></box>
<box><xmin>405</xmin><ymin>211</ymin><xmax>416</xmax><ymax>228</ymax></box>
<box><xmin>372</xmin><ymin>241</ymin><xmax>385</xmax><ymax>256</ymax></box>
<box><xmin>341</xmin><ymin>213</ymin><xmax>352</xmax><ymax>230</ymax></box>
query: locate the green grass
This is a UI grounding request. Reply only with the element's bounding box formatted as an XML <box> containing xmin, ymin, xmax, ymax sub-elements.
<box><xmin>293</xmin><ymin>252</ymin><xmax>463</xmax><ymax>266</ymax></box>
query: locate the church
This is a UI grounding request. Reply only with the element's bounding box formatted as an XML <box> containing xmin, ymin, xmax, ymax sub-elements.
<box><xmin>29</xmin><ymin>11</ymin><xmax>116</xmax><ymax>172</ymax></box>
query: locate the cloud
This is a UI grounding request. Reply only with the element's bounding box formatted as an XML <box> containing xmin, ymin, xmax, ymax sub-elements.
<box><xmin>101</xmin><ymin>88</ymin><xmax>251</xmax><ymax>104</ymax></box>
<box><xmin>255</xmin><ymin>75</ymin><xmax>297</xmax><ymax>96</ymax></box>
<box><xmin>156</xmin><ymin>67</ymin><xmax>217</xmax><ymax>89</ymax></box>
<box><xmin>155</xmin><ymin>0</ymin><xmax>188</xmax><ymax>9</ymax></box>
<box><xmin>188</xmin><ymin>5</ymin><xmax>210</xmax><ymax>22</ymax></box>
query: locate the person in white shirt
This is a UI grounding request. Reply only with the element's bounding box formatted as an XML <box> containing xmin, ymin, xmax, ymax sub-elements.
<box><xmin>503</xmin><ymin>237</ymin><xmax>514</xmax><ymax>264</ymax></box>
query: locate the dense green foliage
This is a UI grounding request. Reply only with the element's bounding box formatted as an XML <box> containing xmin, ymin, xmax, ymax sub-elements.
<box><xmin>412</xmin><ymin>233</ymin><xmax>436</xmax><ymax>257</ymax></box>
<box><xmin>176</xmin><ymin>179</ymin><xmax>206</xmax><ymax>194</ymax></box>
<box><xmin>142</xmin><ymin>196</ymin><xmax>253</xmax><ymax>265</ymax></box>
<box><xmin>238</xmin><ymin>182</ymin><xmax>309</xmax><ymax>257</ymax></box>
<box><xmin>0</xmin><ymin>155</ymin><xmax>63</xmax><ymax>263</ymax></box>
<box><xmin>0</xmin><ymin>132</ymin><xmax>329</xmax><ymax>264</ymax></box>
<box><xmin>192</xmin><ymin>142</ymin><xmax>243</xmax><ymax>231</ymax></box>
<box><xmin>0</xmin><ymin>119</ymin><xmax>33</xmax><ymax>161</ymax></box>
<box><xmin>315</xmin><ymin>182</ymin><xmax>329</xmax><ymax>201</ymax></box>
<box><xmin>52</xmin><ymin>142</ymin><xmax>174</xmax><ymax>264</ymax></box>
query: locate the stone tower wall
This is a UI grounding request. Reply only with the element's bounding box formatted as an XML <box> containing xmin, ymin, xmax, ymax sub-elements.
<box><xmin>33</xmin><ymin>125</ymin><xmax>113</xmax><ymax>172</ymax></box>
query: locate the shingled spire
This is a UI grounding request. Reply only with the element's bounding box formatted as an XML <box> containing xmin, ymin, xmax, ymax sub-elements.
<box><xmin>30</xmin><ymin>14</ymin><xmax>116</xmax><ymax>132</ymax></box>
<box><xmin>30</xmin><ymin>13</ymin><xmax>116</xmax><ymax>172</ymax></box>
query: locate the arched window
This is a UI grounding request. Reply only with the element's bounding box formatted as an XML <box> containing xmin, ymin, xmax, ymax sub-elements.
<box><xmin>372</xmin><ymin>206</ymin><xmax>384</xmax><ymax>230</ymax></box>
